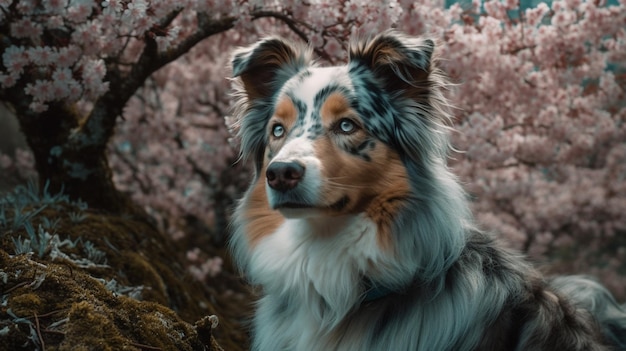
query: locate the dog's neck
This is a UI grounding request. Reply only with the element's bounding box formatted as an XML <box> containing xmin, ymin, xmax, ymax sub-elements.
<box><xmin>246</xmin><ymin>213</ymin><xmax>402</xmax><ymax>325</ymax></box>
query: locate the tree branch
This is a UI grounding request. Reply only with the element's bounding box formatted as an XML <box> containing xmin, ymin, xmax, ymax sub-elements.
<box><xmin>252</xmin><ymin>10</ymin><xmax>332</xmax><ymax>61</ymax></box>
<box><xmin>72</xmin><ymin>14</ymin><xmax>238</xmax><ymax>151</ymax></box>
<box><xmin>71</xmin><ymin>8</ymin><xmax>325</xmax><ymax>152</ymax></box>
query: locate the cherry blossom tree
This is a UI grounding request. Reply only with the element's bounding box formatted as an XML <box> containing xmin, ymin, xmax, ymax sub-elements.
<box><xmin>1</xmin><ymin>0</ymin><xmax>625</xmax><ymax>295</ymax></box>
<box><xmin>0</xmin><ymin>0</ymin><xmax>333</xmax><ymax>216</ymax></box>
<box><xmin>438</xmin><ymin>0</ymin><xmax>626</xmax><ymax>296</ymax></box>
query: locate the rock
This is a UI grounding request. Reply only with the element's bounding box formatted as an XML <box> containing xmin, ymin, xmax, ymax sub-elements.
<box><xmin>0</xmin><ymin>193</ymin><xmax>249</xmax><ymax>350</ymax></box>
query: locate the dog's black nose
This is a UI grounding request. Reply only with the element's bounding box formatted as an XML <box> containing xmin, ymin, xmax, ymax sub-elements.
<box><xmin>266</xmin><ymin>161</ymin><xmax>305</xmax><ymax>192</ymax></box>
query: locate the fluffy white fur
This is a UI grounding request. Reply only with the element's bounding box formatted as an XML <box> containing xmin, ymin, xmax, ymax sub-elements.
<box><xmin>229</xmin><ymin>31</ymin><xmax>626</xmax><ymax>351</ymax></box>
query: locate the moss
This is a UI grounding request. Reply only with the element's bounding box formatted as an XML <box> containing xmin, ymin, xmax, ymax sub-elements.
<box><xmin>115</xmin><ymin>251</ymin><xmax>168</xmax><ymax>304</ymax></box>
<box><xmin>0</xmin><ymin>203</ymin><xmax>239</xmax><ymax>351</ymax></box>
<box><xmin>8</xmin><ymin>293</ymin><xmax>43</xmax><ymax>316</ymax></box>
<box><xmin>60</xmin><ymin>301</ymin><xmax>130</xmax><ymax>351</ymax></box>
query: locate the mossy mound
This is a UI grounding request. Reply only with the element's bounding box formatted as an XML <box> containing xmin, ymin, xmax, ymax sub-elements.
<box><xmin>0</xmin><ymin>186</ymin><xmax>251</xmax><ymax>350</ymax></box>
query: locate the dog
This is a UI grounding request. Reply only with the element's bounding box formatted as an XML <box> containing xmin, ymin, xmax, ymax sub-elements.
<box><xmin>228</xmin><ymin>31</ymin><xmax>626</xmax><ymax>351</ymax></box>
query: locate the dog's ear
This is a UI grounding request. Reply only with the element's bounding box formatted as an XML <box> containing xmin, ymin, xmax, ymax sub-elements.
<box><xmin>349</xmin><ymin>32</ymin><xmax>451</xmax><ymax>163</ymax></box>
<box><xmin>232</xmin><ymin>37</ymin><xmax>312</xmax><ymax>101</ymax></box>
<box><xmin>231</xmin><ymin>38</ymin><xmax>311</xmax><ymax>173</ymax></box>
<box><xmin>349</xmin><ymin>32</ymin><xmax>434</xmax><ymax>103</ymax></box>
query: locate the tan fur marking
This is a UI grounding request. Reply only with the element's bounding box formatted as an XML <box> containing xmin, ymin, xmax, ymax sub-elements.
<box><xmin>244</xmin><ymin>165</ymin><xmax>284</xmax><ymax>247</ymax></box>
<box><xmin>313</xmin><ymin>133</ymin><xmax>410</xmax><ymax>251</ymax></box>
<box><xmin>321</xmin><ymin>92</ymin><xmax>351</xmax><ymax>121</ymax></box>
<box><xmin>365</xmin><ymin>171</ymin><xmax>410</xmax><ymax>251</ymax></box>
<box><xmin>273</xmin><ymin>98</ymin><xmax>297</xmax><ymax>126</ymax></box>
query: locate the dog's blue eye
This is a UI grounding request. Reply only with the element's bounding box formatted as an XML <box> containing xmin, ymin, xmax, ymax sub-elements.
<box><xmin>338</xmin><ymin>119</ymin><xmax>356</xmax><ymax>134</ymax></box>
<box><xmin>272</xmin><ymin>124</ymin><xmax>285</xmax><ymax>138</ymax></box>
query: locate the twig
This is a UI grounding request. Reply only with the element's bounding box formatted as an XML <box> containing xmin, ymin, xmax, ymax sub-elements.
<box><xmin>250</xmin><ymin>9</ymin><xmax>333</xmax><ymax>61</ymax></box>
<box><xmin>36</xmin><ymin>309</ymin><xmax>68</xmax><ymax>319</ymax></box>
<box><xmin>4</xmin><ymin>281</ymin><xmax>29</xmax><ymax>294</ymax></box>
<box><xmin>34</xmin><ymin>312</ymin><xmax>46</xmax><ymax>351</ymax></box>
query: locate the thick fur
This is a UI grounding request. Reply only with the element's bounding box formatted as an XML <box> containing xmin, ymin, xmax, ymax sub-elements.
<box><xmin>229</xmin><ymin>31</ymin><xmax>626</xmax><ymax>351</ymax></box>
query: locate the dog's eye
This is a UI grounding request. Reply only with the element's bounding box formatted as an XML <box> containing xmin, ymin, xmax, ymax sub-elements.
<box><xmin>336</xmin><ymin>119</ymin><xmax>357</xmax><ymax>134</ymax></box>
<box><xmin>272</xmin><ymin>124</ymin><xmax>285</xmax><ymax>138</ymax></box>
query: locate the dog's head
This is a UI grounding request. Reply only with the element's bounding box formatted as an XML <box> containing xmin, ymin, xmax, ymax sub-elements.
<box><xmin>231</xmin><ymin>32</ymin><xmax>451</xmax><ymax>224</ymax></box>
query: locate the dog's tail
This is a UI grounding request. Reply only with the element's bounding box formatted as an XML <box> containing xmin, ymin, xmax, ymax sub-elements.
<box><xmin>550</xmin><ymin>275</ymin><xmax>626</xmax><ymax>350</ymax></box>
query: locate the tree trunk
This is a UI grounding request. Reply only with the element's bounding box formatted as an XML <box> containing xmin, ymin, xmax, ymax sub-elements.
<box><xmin>1</xmin><ymin>12</ymin><xmax>241</xmax><ymax>217</ymax></box>
<box><xmin>33</xmin><ymin>140</ymin><xmax>143</xmax><ymax>218</ymax></box>
<box><xmin>9</xmin><ymin>92</ymin><xmax>144</xmax><ymax>217</ymax></box>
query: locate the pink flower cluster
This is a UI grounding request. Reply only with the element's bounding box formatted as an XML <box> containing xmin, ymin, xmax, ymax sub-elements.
<box><xmin>0</xmin><ymin>0</ymin><xmax>222</xmax><ymax>112</ymax></box>
<box><xmin>186</xmin><ymin>248</ymin><xmax>224</xmax><ymax>281</ymax></box>
<box><xmin>432</xmin><ymin>1</ymin><xmax>625</xmax><ymax>297</ymax></box>
<box><xmin>0</xmin><ymin>147</ymin><xmax>37</xmax><ymax>186</ymax></box>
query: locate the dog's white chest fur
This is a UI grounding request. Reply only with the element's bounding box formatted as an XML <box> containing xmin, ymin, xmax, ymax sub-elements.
<box><xmin>248</xmin><ymin>214</ymin><xmax>383</xmax><ymax>350</ymax></box>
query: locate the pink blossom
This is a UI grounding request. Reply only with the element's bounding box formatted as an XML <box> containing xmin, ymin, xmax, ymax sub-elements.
<box><xmin>310</xmin><ymin>33</ymin><xmax>324</xmax><ymax>48</ymax></box>
<box><xmin>44</xmin><ymin>0</ymin><xmax>68</xmax><ymax>14</ymax></box>
<box><xmin>344</xmin><ymin>0</ymin><xmax>361</xmax><ymax>21</ymax></box>
<box><xmin>25</xmin><ymin>79</ymin><xmax>54</xmax><ymax>102</ymax></box>
<box><xmin>66</xmin><ymin>1</ymin><xmax>93</xmax><ymax>23</ymax></box>
<box><xmin>51</xmin><ymin>81</ymin><xmax>70</xmax><ymax>99</ymax></box>
<box><xmin>0</xmin><ymin>73</ymin><xmax>18</xmax><ymax>88</ymax></box>
<box><xmin>186</xmin><ymin>248</ymin><xmax>201</xmax><ymax>261</ymax></box>
<box><xmin>66</xmin><ymin>80</ymin><xmax>84</xmax><ymax>101</ymax></box>
<box><xmin>504</xmin><ymin>0</ymin><xmax>518</xmax><ymax>10</ymax></box>
<box><xmin>52</xmin><ymin>67</ymin><xmax>73</xmax><ymax>84</ymax></box>
<box><xmin>56</xmin><ymin>45</ymin><xmax>81</xmax><ymax>68</ymax></box>
<box><xmin>123</xmin><ymin>0</ymin><xmax>149</xmax><ymax>28</ymax></box>
<box><xmin>28</xmin><ymin>46</ymin><xmax>58</xmax><ymax>66</ymax></box>
<box><xmin>448</xmin><ymin>4</ymin><xmax>463</xmax><ymax>20</ymax></box>
<box><xmin>10</xmin><ymin>18</ymin><xmax>42</xmax><ymax>40</ymax></box>
<box><xmin>565</xmin><ymin>0</ymin><xmax>582</xmax><ymax>9</ymax></box>
<box><xmin>28</xmin><ymin>101</ymin><xmax>49</xmax><ymax>113</ymax></box>
<box><xmin>82</xmin><ymin>59</ymin><xmax>106</xmax><ymax>82</ymax></box>
<box><xmin>483</xmin><ymin>0</ymin><xmax>506</xmax><ymax>20</ymax></box>
<box><xmin>15</xmin><ymin>0</ymin><xmax>36</xmax><ymax>14</ymax></box>
<box><xmin>479</xmin><ymin>16</ymin><xmax>503</xmax><ymax>41</ymax></box>
<box><xmin>189</xmin><ymin>256</ymin><xmax>223</xmax><ymax>281</ymax></box>
<box><xmin>156</xmin><ymin>26</ymin><xmax>181</xmax><ymax>52</ymax></box>
<box><xmin>471</xmin><ymin>0</ymin><xmax>482</xmax><ymax>13</ymax></box>
<box><xmin>323</xmin><ymin>38</ymin><xmax>343</xmax><ymax>60</ymax></box>
<box><xmin>133</xmin><ymin>15</ymin><xmax>154</xmax><ymax>35</ymax></box>
<box><xmin>2</xmin><ymin>45</ymin><xmax>28</xmax><ymax>75</ymax></box>
<box><xmin>552</xmin><ymin>0</ymin><xmax>565</xmax><ymax>12</ymax></box>
<box><xmin>72</xmin><ymin>21</ymin><xmax>103</xmax><ymax>55</ymax></box>
<box><xmin>525</xmin><ymin>3</ymin><xmax>550</xmax><ymax>27</ymax></box>
<box><xmin>47</xmin><ymin>15</ymin><xmax>65</xmax><ymax>29</ymax></box>
<box><xmin>49</xmin><ymin>67</ymin><xmax>79</xmax><ymax>100</ymax></box>
<box><xmin>551</xmin><ymin>9</ymin><xmax>576</xmax><ymax>27</ymax></box>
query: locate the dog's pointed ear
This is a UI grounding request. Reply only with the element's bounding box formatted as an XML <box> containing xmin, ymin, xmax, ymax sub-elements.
<box><xmin>232</xmin><ymin>37</ymin><xmax>312</xmax><ymax>101</ymax></box>
<box><xmin>349</xmin><ymin>32</ymin><xmax>452</xmax><ymax>162</ymax></box>
<box><xmin>231</xmin><ymin>38</ymin><xmax>311</xmax><ymax>174</ymax></box>
<box><xmin>349</xmin><ymin>32</ymin><xmax>435</xmax><ymax>101</ymax></box>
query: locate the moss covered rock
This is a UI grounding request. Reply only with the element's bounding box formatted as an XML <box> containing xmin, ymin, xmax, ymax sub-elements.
<box><xmin>0</xmin><ymin>188</ymin><xmax>249</xmax><ymax>350</ymax></box>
